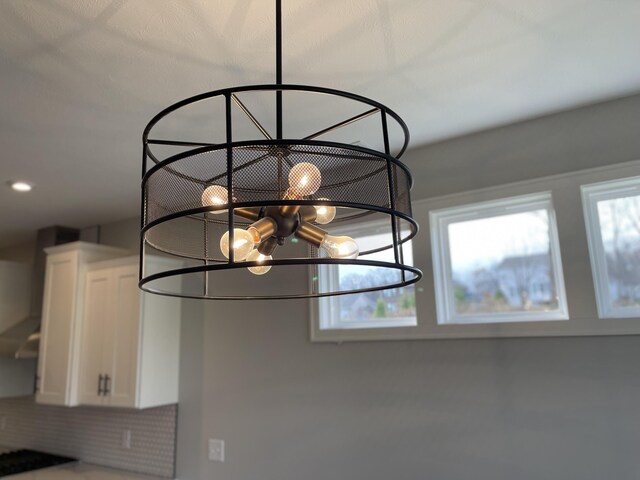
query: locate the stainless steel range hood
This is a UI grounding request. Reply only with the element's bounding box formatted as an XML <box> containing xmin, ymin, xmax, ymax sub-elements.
<box><xmin>0</xmin><ymin>227</ymin><xmax>79</xmax><ymax>359</ymax></box>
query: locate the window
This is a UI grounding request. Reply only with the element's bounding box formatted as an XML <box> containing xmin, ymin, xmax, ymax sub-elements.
<box><xmin>430</xmin><ymin>192</ymin><xmax>568</xmax><ymax>324</ymax></box>
<box><xmin>316</xmin><ymin>221</ymin><xmax>417</xmax><ymax>330</ymax></box>
<box><xmin>582</xmin><ymin>176</ymin><xmax>640</xmax><ymax>318</ymax></box>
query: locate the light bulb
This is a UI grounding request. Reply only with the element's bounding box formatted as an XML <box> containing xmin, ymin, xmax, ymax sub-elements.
<box><xmin>314</xmin><ymin>198</ymin><xmax>336</xmax><ymax>224</ymax></box>
<box><xmin>219</xmin><ymin>228</ymin><xmax>256</xmax><ymax>260</ymax></box>
<box><xmin>320</xmin><ymin>234</ymin><xmax>359</xmax><ymax>259</ymax></box>
<box><xmin>246</xmin><ymin>249</ymin><xmax>272</xmax><ymax>275</ymax></box>
<box><xmin>201</xmin><ymin>185</ymin><xmax>229</xmax><ymax>214</ymax></box>
<box><xmin>288</xmin><ymin>162</ymin><xmax>321</xmax><ymax>196</ymax></box>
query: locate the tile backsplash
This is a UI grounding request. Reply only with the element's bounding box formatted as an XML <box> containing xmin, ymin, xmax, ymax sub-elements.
<box><xmin>0</xmin><ymin>395</ymin><xmax>176</xmax><ymax>478</ymax></box>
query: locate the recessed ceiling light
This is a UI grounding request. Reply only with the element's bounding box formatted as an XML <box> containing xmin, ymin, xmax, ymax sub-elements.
<box><xmin>10</xmin><ymin>181</ymin><xmax>33</xmax><ymax>192</ymax></box>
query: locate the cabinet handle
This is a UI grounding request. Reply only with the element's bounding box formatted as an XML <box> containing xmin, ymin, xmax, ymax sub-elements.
<box><xmin>34</xmin><ymin>374</ymin><xmax>40</xmax><ymax>393</ymax></box>
<box><xmin>98</xmin><ymin>374</ymin><xmax>105</xmax><ymax>396</ymax></box>
<box><xmin>104</xmin><ymin>374</ymin><xmax>111</xmax><ymax>396</ymax></box>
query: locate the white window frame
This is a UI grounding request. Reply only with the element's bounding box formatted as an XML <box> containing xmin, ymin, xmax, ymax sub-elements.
<box><xmin>581</xmin><ymin>176</ymin><xmax>640</xmax><ymax>319</ymax></box>
<box><xmin>311</xmin><ymin>220</ymin><xmax>417</xmax><ymax>335</ymax></box>
<box><xmin>310</xmin><ymin>160</ymin><xmax>640</xmax><ymax>343</ymax></box>
<box><xmin>430</xmin><ymin>192</ymin><xmax>569</xmax><ymax>325</ymax></box>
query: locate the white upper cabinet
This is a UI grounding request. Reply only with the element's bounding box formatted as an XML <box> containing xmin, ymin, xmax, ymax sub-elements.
<box><xmin>78</xmin><ymin>255</ymin><xmax>181</xmax><ymax>409</ymax></box>
<box><xmin>104</xmin><ymin>264</ymin><xmax>141</xmax><ymax>407</ymax></box>
<box><xmin>37</xmin><ymin>243</ymin><xmax>182</xmax><ymax>409</ymax></box>
<box><xmin>77</xmin><ymin>268</ymin><xmax>111</xmax><ymax>406</ymax></box>
<box><xmin>37</xmin><ymin>242</ymin><xmax>128</xmax><ymax>406</ymax></box>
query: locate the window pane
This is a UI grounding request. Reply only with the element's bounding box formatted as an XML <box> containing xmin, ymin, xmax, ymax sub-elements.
<box><xmin>320</xmin><ymin>230</ymin><xmax>416</xmax><ymax>329</ymax></box>
<box><xmin>448</xmin><ymin>209</ymin><xmax>559</xmax><ymax>315</ymax></box>
<box><xmin>596</xmin><ymin>194</ymin><xmax>640</xmax><ymax>308</ymax></box>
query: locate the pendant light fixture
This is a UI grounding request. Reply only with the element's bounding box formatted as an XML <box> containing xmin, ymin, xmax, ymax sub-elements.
<box><xmin>139</xmin><ymin>1</ymin><xmax>422</xmax><ymax>299</ymax></box>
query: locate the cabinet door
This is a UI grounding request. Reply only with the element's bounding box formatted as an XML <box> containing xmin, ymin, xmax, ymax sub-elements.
<box><xmin>105</xmin><ymin>264</ymin><xmax>141</xmax><ymax>408</ymax></box>
<box><xmin>37</xmin><ymin>253</ymin><xmax>78</xmax><ymax>405</ymax></box>
<box><xmin>78</xmin><ymin>270</ymin><xmax>111</xmax><ymax>406</ymax></box>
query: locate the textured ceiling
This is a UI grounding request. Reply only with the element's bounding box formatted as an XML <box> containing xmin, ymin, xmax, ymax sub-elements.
<box><xmin>1</xmin><ymin>0</ymin><xmax>639</xmax><ymax>247</ymax></box>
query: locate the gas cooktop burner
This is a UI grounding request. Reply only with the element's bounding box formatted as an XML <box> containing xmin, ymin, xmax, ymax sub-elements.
<box><xmin>0</xmin><ymin>449</ymin><xmax>76</xmax><ymax>477</ymax></box>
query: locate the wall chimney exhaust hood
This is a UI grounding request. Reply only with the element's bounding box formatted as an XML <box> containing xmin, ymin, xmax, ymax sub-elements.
<box><xmin>0</xmin><ymin>227</ymin><xmax>79</xmax><ymax>359</ymax></box>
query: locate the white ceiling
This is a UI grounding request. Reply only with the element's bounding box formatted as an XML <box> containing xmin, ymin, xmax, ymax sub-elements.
<box><xmin>1</xmin><ymin>0</ymin><xmax>639</xmax><ymax>247</ymax></box>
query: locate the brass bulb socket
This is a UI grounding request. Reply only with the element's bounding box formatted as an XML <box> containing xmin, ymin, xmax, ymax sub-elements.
<box><xmin>257</xmin><ymin>237</ymin><xmax>279</xmax><ymax>256</ymax></box>
<box><xmin>248</xmin><ymin>217</ymin><xmax>278</xmax><ymax>242</ymax></box>
<box><xmin>233</xmin><ymin>208</ymin><xmax>262</xmax><ymax>221</ymax></box>
<box><xmin>294</xmin><ymin>222</ymin><xmax>327</xmax><ymax>248</ymax></box>
<box><xmin>298</xmin><ymin>206</ymin><xmax>317</xmax><ymax>222</ymax></box>
<box><xmin>279</xmin><ymin>204</ymin><xmax>300</xmax><ymax>217</ymax></box>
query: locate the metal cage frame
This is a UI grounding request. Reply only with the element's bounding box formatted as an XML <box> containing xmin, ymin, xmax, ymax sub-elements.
<box><xmin>139</xmin><ymin>2</ymin><xmax>422</xmax><ymax>300</ymax></box>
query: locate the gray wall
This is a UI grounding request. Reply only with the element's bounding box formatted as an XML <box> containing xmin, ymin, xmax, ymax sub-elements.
<box><xmin>403</xmin><ymin>93</ymin><xmax>640</xmax><ymax>199</ymax></box>
<box><xmin>187</xmin><ymin>305</ymin><xmax>640</xmax><ymax>480</ymax></box>
<box><xmin>42</xmin><ymin>94</ymin><xmax>640</xmax><ymax>479</ymax></box>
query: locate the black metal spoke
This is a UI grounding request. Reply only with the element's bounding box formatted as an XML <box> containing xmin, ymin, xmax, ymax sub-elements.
<box><xmin>303</xmin><ymin>107</ymin><xmax>379</xmax><ymax>141</ymax></box>
<box><xmin>319</xmin><ymin>165</ymin><xmax>388</xmax><ymax>190</ymax></box>
<box><xmin>231</xmin><ymin>94</ymin><xmax>273</xmax><ymax>140</ymax></box>
<box><xmin>205</xmin><ymin>151</ymin><xmax>272</xmax><ymax>183</ymax></box>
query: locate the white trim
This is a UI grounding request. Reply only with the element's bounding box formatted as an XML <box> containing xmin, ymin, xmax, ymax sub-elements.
<box><xmin>581</xmin><ymin>175</ymin><xmax>640</xmax><ymax>319</ymax></box>
<box><xmin>430</xmin><ymin>192</ymin><xmax>569</xmax><ymax>325</ymax></box>
<box><xmin>310</xmin><ymin>159</ymin><xmax>640</xmax><ymax>342</ymax></box>
<box><xmin>310</xmin><ymin>219</ymin><xmax>417</xmax><ymax>339</ymax></box>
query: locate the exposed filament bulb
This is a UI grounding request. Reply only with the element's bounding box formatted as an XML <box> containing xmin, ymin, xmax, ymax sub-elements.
<box><xmin>219</xmin><ymin>228</ymin><xmax>257</xmax><ymax>260</ymax></box>
<box><xmin>246</xmin><ymin>249</ymin><xmax>273</xmax><ymax>275</ymax></box>
<box><xmin>219</xmin><ymin>218</ymin><xmax>277</xmax><ymax>261</ymax></box>
<box><xmin>288</xmin><ymin>162</ymin><xmax>321</xmax><ymax>196</ymax></box>
<box><xmin>314</xmin><ymin>198</ymin><xmax>336</xmax><ymax>224</ymax></box>
<box><xmin>320</xmin><ymin>234</ymin><xmax>359</xmax><ymax>259</ymax></box>
<box><xmin>201</xmin><ymin>185</ymin><xmax>230</xmax><ymax>214</ymax></box>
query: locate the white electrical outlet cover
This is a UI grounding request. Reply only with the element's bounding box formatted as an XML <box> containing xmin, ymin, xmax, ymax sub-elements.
<box><xmin>208</xmin><ymin>439</ymin><xmax>225</xmax><ymax>462</ymax></box>
<box><xmin>122</xmin><ymin>430</ymin><xmax>132</xmax><ymax>449</ymax></box>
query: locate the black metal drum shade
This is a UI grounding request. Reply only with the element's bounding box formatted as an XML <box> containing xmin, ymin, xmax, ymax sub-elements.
<box><xmin>140</xmin><ymin>84</ymin><xmax>422</xmax><ymax>299</ymax></box>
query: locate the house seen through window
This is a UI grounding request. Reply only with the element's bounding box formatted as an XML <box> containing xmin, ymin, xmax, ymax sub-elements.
<box><xmin>431</xmin><ymin>192</ymin><xmax>568</xmax><ymax>324</ymax></box>
<box><xmin>317</xmin><ymin>221</ymin><xmax>417</xmax><ymax>330</ymax></box>
<box><xmin>582</xmin><ymin>176</ymin><xmax>640</xmax><ymax>318</ymax></box>
<box><xmin>450</xmin><ymin>210</ymin><xmax>557</xmax><ymax>314</ymax></box>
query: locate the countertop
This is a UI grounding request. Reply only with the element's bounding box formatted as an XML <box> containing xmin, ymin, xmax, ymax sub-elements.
<box><xmin>3</xmin><ymin>462</ymin><xmax>171</xmax><ymax>480</ymax></box>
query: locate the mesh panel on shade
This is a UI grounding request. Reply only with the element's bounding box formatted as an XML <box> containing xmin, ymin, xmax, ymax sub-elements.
<box><xmin>141</xmin><ymin>85</ymin><xmax>421</xmax><ymax>299</ymax></box>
